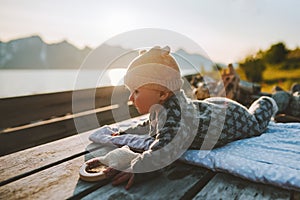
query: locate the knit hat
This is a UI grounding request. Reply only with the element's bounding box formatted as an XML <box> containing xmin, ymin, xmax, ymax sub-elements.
<box><xmin>124</xmin><ymin>46</ymin><xmax>183</xmax><ymax>92</ymax></box>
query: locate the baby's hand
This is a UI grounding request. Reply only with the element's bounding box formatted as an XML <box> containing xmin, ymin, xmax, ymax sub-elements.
<box><xmin>111</xmin><ymin>171</ymin><xmax>135</xmax><ymax>190</ymax></box>
<box><xmin>103</xmin><ymin>167</ymin><xmax>135</xmax><ymax>190</ymax></box>
<box><xmin>85</xmin><ymin>158</ymin><xmax>101</xmax><ymax>169</ymax></box>
<box><xmin>103</xmin><ymin>167</ymin><xmax>120</xmax><ymax>178</ymax></box>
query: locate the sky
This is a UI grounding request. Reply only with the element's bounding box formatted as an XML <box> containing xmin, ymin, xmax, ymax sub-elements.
<box><xmin>1</xmin><ymin>0</ymin><xmax>300</xmax><ymax>64</ymax></box>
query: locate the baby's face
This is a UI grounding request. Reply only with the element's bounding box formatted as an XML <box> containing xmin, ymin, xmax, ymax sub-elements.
<box><xmin>129</xmin><ymin>86</ymin><xmax>162</xmax><ymax>114</ymax></box>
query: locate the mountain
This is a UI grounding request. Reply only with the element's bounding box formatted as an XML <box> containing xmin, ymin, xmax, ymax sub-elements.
<box><xmin>174</xmin><ymin>49</ymin><xmax>215</xmax><ymax>74</ymax></box>
<box><xmin>0</xmin><ymin>36</ymin><xmax>218</xmax><ymax>71</ymax></box>
<box><xmin>0</xmin><ymin>36</ymin><xmax>91</xmax><ymax>69</ymax></box>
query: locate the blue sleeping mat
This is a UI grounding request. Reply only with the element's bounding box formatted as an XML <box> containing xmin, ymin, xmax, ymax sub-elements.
<box><xmin>89</xmin><ymin>121</ymin><xmax>300</xmax><ymax>191</ymax></box>
<box><xmin>180</xmin><ymin>122</ymin><xmax>300</xmax><ymax>191</ymax></box>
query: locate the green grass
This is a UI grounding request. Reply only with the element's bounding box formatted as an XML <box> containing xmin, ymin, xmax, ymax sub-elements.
<box><xmin>263</xmin><ymin>68</ymin><xmax>300</xmax><ymax>81</ymax></box>
<box><xmin>235</xmin><ymin>67</ymin><xmax>300</xmax><ymax>93</ymax></box>
<box><xmin>261</xmin><ymin>68</ymin><xmax>300</xmax><ymax>93</ymax></box>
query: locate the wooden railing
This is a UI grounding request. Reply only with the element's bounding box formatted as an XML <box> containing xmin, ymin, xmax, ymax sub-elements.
<box><xmin>0</xmin><ymin>86</ymin><xmax>140</xmax><ymax>156</ymax></box>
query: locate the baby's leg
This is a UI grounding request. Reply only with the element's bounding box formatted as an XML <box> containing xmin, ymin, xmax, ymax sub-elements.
<box><xmin>205</xmin><ymin>96</ymin><xmax>276</xmax><ymax>147</ymax></box>
<box><xmin>193</xmin><ymin>96</ymin><xmax>277</xmax><ymax>149</ymax></box>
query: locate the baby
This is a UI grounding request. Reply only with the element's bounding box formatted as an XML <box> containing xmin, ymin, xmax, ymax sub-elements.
<box><xmin>90</xmin><ymin>46</ymin><xmax>278</xmax><ymax>189</ymax></box>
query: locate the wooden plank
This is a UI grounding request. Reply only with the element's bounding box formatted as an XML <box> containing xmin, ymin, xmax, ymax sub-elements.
<box><xmin>0</xmin><ymin>85</ymin><xmax>130</xmax><ymax>129</ymax></box>
<box><xmin>193</xmin><ymin>173</ymin><xmax>291</xmax><ymax>200</ymax></box>
<box><xmin>0</xmin><ymin>129</ymin><xmax>91</xmax><ymax>184</ymax></box>
<box><xmin>0</xmin><ymin>146</ymin><xmax>114</xmax><ymax>199</ymax></box>
<box><xmin>0</xmin><ymin>146</ymin><xmax>212</xmax><ymax>200</ymax></box>
<box><xmin>0</xmin><ymin>115</ymin><xmax>147</xmax><ymax>183</ymax></box>
<box><xmin>0</xmin><ymin>105</ymin><xmax>139</xmax><ymax>156</ymax></box>
<box><xmin>79</xmin><ymin>162</ymin><xmax>213</xmax><ymax>200</ymax></box>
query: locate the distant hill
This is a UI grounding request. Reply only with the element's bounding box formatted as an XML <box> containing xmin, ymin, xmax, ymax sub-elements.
<box><xmin>173</xmin><ymin>49</ymin><xmax>216</xmax><ymax>73</ymax></box>
<box><xmin>0</xmin><ymin>35</ymin><xmax>216</xmax><ymax>71</ymax></box>
<box><xmin>0</xmin><ymin>36</ymin><xmax>91</xmax><ymax>69</ymax></box>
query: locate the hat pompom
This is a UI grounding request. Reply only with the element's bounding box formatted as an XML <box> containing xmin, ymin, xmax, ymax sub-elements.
<box><xmin>161</xmin><ymin>46</ymin><xmax>170</xmax><ymax>56</ymax></box>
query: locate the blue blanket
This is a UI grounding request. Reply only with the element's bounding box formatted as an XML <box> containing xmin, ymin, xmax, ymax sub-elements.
<box><xmin>90</xmin><ymin>121</ymin><xmax>300</xmax><ymax>191</ymax></box>
<box><xmin>180</xmin><ymin>122</ymin><xmax>300</xmax><ymax>191</ymax></box>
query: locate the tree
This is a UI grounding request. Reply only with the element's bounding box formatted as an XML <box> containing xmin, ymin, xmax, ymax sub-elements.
<box><xmin>263</xmin><ymin>42</ymin><xmax>288</xmax><ymax>64</ymax></box>
<box><xmin>239</xmin><ymin>56</ymin><xmax>266</xmax><ymax>83</ymax></box>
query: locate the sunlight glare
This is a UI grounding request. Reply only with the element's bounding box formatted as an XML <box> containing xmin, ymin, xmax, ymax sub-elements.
<box><xmin>108</xmin><ymin>68</ymin><xmax>127</xmax><ymax>86</ymax></box>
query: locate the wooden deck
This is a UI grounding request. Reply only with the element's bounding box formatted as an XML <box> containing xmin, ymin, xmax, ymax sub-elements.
<box><xmin>0</xmin><ymin>86</ymin><xmax>299</xmax><ymax>199</ymax></box>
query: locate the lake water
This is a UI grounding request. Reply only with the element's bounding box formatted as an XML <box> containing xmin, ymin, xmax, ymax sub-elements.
<box><xmin>0</xmin><ymin>68</ymin><xmax>198</xmax><ymax>98</ymax></box>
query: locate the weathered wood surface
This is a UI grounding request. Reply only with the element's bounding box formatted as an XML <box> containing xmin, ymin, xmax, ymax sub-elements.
<box><xmin>0</xmin><ymin>116</ymin><xmax>145</xmax><ymax>198</ymax></box>
<box><xmin>0</xmin><ymin>129</ymin><xmax>91</xmax><ymax>183</ymax></box>
<box><xmin>0</xmin><ymin>86</ymin><xmax>129</xmax><ymax>129</ymax></box>
<box><xmin>193</xmin><ymin>173</ymin><xmax>291</xmax><ymax>200</ymax></box>
<box><xmin>0</xmin><ymin>115</ymin><xmax>146</xmax><ymax>184</ymax></box>
<box><xmin>0</xmin><ymin>146</ymin><xmax>116</xmax><ymax>200</ymax></box>
<box><xmin>80</xmin><ymin>162</ymin><xmax>214</xmax><ymax>200</ymax></box>
<box><xmin>0</xmin><ymin>105</ymin><xmax>139</xmax><ymax>156</ymax></box>
<box><xmin>0</xmin><ymin>117</ymin><xmax>125</xmax><ymax>199</ymax></box>
<box><xmin>0</xmin><ymin>155</ymin><xmax>86</xmax><ymax>199</ymax></box>
<box><xmin>0</xmin><ymin>153</ymin><xmax>213</xmax><ymax>200</ymax></box>
<box><xmin>0</xmin><ymin>86</ymin><xmax>140</xmax><ymax>156</ymax></box>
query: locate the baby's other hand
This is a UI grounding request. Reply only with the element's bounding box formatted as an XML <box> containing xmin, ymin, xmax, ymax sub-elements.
<box><xmin>103</xmin><ymin>167</ymin><xmax>120</xmax><ymax>178</ymax></box>
<box><xmin>112</xmin><ymin>171</ymin><xmax>135</xmax><ymax>190</ymax></box>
